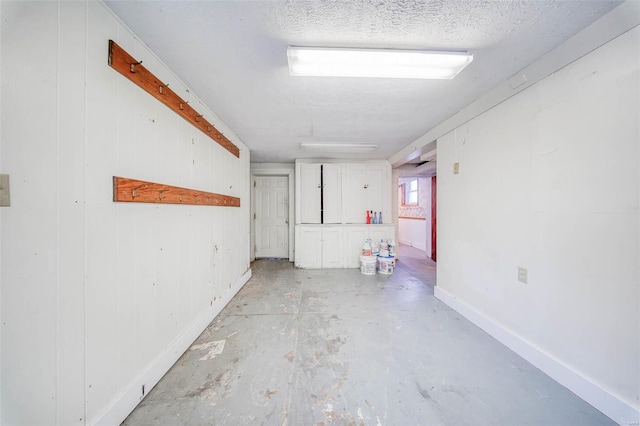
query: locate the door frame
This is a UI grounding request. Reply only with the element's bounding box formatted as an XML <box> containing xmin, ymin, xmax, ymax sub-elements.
<box><xmin>431</xmin><ymin>175</ymin><xmax>437</xmax><ymax>262</ymax></box>
<box><xmin>393</xmin><ymin>170</ymin><xmax>437</xmax><ymax>261</ymax></box>
<box><xmin>250</xmin><ymin>164</ymin><xmax>295</xmax><ymax>262</ymax></box>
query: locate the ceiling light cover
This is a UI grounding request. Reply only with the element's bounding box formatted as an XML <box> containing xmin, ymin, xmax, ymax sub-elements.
<box><xmin>288</xmin><ymin>47</ymin><xmax>473</xmax><ymax>79</ymax></box>
<box><xmin>300</xmin><ymin>143</ymin><xmax>378</xmax><ymax>153</ymax></box>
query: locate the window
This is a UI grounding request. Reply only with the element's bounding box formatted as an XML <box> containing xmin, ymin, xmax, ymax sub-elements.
<box><xmin>401</xmin><ymin>179</ymin><xmax>418</xmax><ymax>206</ymax></box>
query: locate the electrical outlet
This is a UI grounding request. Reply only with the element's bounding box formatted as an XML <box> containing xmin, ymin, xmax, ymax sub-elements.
<box><xmin>518</xmin><ymin>267</ymin><xmax>528</xmax><ymax>284</ymax></box>
<box><xmin>453</xmin><ymin>163</ymin><xmax>460</xmax><ymax>174</ymax></box>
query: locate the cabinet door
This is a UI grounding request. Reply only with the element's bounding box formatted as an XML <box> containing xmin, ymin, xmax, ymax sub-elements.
<box><xmin>344</xmin><ymin>227</ymin><xmax>368</xmax><ymax>268</ymax></box>
<box><xmin>299</xmin><ymin>164</ymin><xmax>321</xmax><ymax>224</ymax></box>
<box><xmin>321</xmin><ymin>228</ymin><xmax>343</xmax><ymax>268</ymax></box>
<box><xmin>295</xmin><ymin>226</ymin><xmax>322</xmax><ymax>268</ymax></box>
<box><xmin>369</xmin><ymin>225</ymin><xmax>395</xmax><ymax>245</ymax></box>
<box><xmin>322</xmin><ymin>164</ymin><xmax>342</xmax><ymax>224</ymax></box>
<box><xmin>342</xmin><ymin>165</ymin><xmax>367</xmax><ymax>223</ymax></box>
<box><xmin>365</xmin><ymin>165</ymin><xmax>386</xmax><ymax>220</ymax></box>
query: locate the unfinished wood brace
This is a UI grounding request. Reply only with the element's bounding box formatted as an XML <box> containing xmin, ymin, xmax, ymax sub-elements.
<box><xmin>108</xmin><ymin>40</ymin><xmax>240</xmax><ymax>158</ymax></box>
<box><xmin>113</xmin><ymin>176</ymin><xmax>240</xmax><ymax>207</ymax></box>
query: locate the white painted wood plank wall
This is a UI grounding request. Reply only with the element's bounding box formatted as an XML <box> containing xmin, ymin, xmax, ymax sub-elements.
<box><xmin>0</xmin><ymin>1</ymin><xmax>251</xmax><ymax>424</ymax></box>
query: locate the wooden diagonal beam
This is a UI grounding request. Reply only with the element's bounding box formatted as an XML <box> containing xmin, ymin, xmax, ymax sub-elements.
<box><xmin>108</xmin><ymin>40</ymin><xmax>240</xmax><ymax>158</ymax></box>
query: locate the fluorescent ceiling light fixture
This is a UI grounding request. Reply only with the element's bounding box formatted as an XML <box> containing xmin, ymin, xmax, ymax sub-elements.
<box><xmin>301</xmin><ymin>143</ymin><xmax>378</xmax><ymax>153</ymax></box>
<box><xmin>288</xmin><ymin>47</ymin><xmax>473</xmax><ymax>79</ymax></box>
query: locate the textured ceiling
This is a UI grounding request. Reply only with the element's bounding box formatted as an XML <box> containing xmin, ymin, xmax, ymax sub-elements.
<box><xmin>104</xmin><ymin>0</ymin><xmax>621</xmax><ymax>164</ymax></box>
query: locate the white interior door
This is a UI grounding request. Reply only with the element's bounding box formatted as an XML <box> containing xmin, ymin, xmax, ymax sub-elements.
<box><xmin>255</xmin><ymin>176</ymin><xmax>289</xmax><ymax>258</ymax></box>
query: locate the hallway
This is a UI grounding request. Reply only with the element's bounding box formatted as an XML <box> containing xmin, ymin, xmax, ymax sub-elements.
<box><xmin>395</xmin><ymin>243</ymin><xmax>436</xmax><ymax>290</ymax></box>
<box><xmin>123</xmin><ymin>257</ymin><xmax>612</xmax><ymax>425</ymax></box>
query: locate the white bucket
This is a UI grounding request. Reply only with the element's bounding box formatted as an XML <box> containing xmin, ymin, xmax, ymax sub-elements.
<box><xmin>360</xmin><ymin>255</ymin><xmax>377</xmax><ymax>275</ymax></box>
<box><xmin>377</xmin><ymin>256</ymin><xmax>395</xmax><ymax>275</ymax></box>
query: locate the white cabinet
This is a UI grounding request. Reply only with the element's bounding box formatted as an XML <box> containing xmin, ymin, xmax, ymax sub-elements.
<box><xmin>294</xmin><ymin>160</ymin><xmax>393</xmax><ymax>269</ymax></box>
<box><xmin>321</xmin><ymin>227</ymin><xmax>343</xmax><ymax>267</ymax></box>
<box><xmin>370</xmin><ymin>226</ymin><xmax>392</xmax><ymax>243</ymax></box>
<box><xmin>344</xmin><ymin>226</ymin><xmax>368</xmax><ymax>268</ymax></box>
<box><xmin>322</xmin><ymin>164</ymin><xmax>342</xmax><ymax>224</ymax></box>
<box><xmin>296</xmin><ymin>161</ymin><xmax>390</xmax><ymax>225</ymax></box>
<box><xmin>342</xmin><ymin>165</ymin><xmax>366</xmax><ymax>223</ymax></box>
<box><xmin>296</xmin><ymin>163</ymin><xmax>342</xmax><ymax>224</ymax></box>
<box><xmin>295</xmin><ymin>226</ymin><xmax>343</xmax><ymax>268</ymax></box>
<box><xmin>342</xmin><ymin>164</ymin><xmax>390</xmax><ymax>224</ymax></box>
<box><xmin>295</xmin><ymin>226</ymin><xmax>322</xmax><ymax>268</ymax></box>
<box><xmin>298</xmin><ymin>163</ymin><xmax>321</xmax><ymax>224</ymax></box>
<box><xmin>295</xmin><ymin>225</ymin><xmax>395</xmax><ymax>269</ymax></box>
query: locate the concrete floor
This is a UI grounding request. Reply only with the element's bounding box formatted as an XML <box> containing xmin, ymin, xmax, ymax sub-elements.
<box><xmin>123</xmin><ymin>245</ymin><xmax>614</xmax><ymax>425</ymax></box>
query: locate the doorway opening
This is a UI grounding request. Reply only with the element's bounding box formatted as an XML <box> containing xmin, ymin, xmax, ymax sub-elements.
<box><xmin>397</xmin><ymin>176</ymin><xmax>436</xmax><ymax>260</ymax></box>
<box><xmin>254</xmin><ymin>175</ymin><xmax>290</xmax><ymax>259</ymax></box>
<box><xmin>250</xmin><ymin>165</ymin><xmax>295</xmax><ymax>262</ymax></box>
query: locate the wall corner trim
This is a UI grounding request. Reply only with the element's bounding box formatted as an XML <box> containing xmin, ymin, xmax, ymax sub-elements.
<box><xmin>89</xmin><ymin>269</ymin><xmax>253</xmax><ymax>426</ymax></box>
<box><xmin>434</xmin><ymin>287</ymin><xmax>640</xmax><ymax>426</ymax></box>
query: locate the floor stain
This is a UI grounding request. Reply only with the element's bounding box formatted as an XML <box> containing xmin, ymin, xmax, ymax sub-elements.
<box><xmin>311</xmin><ymin>392</ymin><xmax>336</xmax><ymax>406</ymax></box>
<box><xmin>192</xmin><ymin>367</ymin><xmax>240</xmax><ymax>407</ymax></box>
<box><xmin>331</xmin><ymin>378</ymin><xmax>345</xmax><ymax>390</ymax></box>
<box><xmin>326</xmin><ymin>337</ymin><xmax>344</xmax><ymax>354</ymax></box>
<box><xmin>184</xmin><ymin>379</ymin><xmax>215</xmax><ymax>398</ymax></box>
<box><xmin>216</xmin><ymin>369</ymin><xmax>232</xmax><ymax>387</ymax></box>
<box><xmin>284</xmin><ymin>351</ymin><xmax>294</xmax><ymax>363</ymax></box>
<box><xmin>263</xmin><ymin>389</ymin><xmax>278</xmax><ymax>400</ymax></box>
<box><xmin>322</xmin><ymin>403</ymin><xmax>342</xmax><ymax>423</ymax></box>
<box><xmin>417</xmin><ymin>383</ymin><xmax>432</xmax><ymax>401</ymax></box>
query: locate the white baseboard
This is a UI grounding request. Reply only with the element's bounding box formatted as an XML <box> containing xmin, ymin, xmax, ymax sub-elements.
<box><xmin>398</xmin><ymin>239</ymin><xmax>427</xmax><ymax>252</ymax></box>
<box><xmin>91</xmin><ymin>269</ymin><xmax>253</xmax><ymax>426</ymax></box>
<box><xmin>434</xmin><ymin>287</ymin><xmax>640</xmax><ymax>426</ymax></box>
<box><xmin>412</xmin><ymin>241</ymin><xmax>427</xmax><ymax>252</ymax></box>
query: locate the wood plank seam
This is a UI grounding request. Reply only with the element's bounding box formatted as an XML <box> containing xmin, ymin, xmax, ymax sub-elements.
<box><xmin>113</xmin><ymin>176</ymin><xmax>241</xmax><ymax>207</ymax></box>
<box><xmin>108</xmin><ymin>40</ymin><xmax>240</xmax><ymax>158</ymax></box>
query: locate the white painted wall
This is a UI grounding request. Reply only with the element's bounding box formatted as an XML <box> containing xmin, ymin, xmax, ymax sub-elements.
<box><xmin>0</xmin><ymin>1</ymin><xmax>251</xmax><ymax>424</ymax></box>
<box><xmin>398</xmin><ymin>218</ymin><xmax>427</xmax><ymax>251</ymax></box>
<box><xmin>436</xmin><ymin>24</ymin><xmax>639</xmax><ymax>424</ymax></box>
